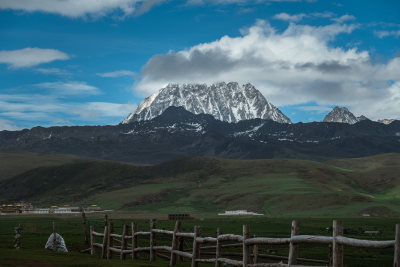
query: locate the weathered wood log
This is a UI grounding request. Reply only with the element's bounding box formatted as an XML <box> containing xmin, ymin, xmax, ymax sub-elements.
<box><xmin>336</xmin><ymin>236</ymin><xmax>395</xmax><ymax>248</ymax></box>
<box><xmin>93</xmin><ymin>242</ymin><xmax>103</xmax><ymax>248</ymax></box>
<box><xmin>81</xmin><ymin>210</ymin><xmax>89</xmax><ymax>248</ymax></box>
<box><xmin>134</xmin><ymin>231</ymin><xmax>151</xmax><ymax>236</ymax></box>
<box><xmin>154</xmin><ymin>245</ymin><xmax>172</xmax><ymax>252</ymax></box>
<box><xmin>107</xmin><ymin>221</ymin><xmax>114</xmax><ymax>259</ymax></box>
<box><xmin>178</xmin><ymin>237</ymin><xmax>184</xmax><ymax>262</ymax></box>
<box><xmin>172</xmin><ymin>250</ymin><xmax>192</xmax><ymax>258</ymax></box>
<box><xmin>176</xmin><ymin>232</ymin><xmax>195</xmax><ymax>238</ymax></box>
<box><xmin>101</xmin><ymin>225</ymin><xmax>108</xmax><ymax>259</ymax></box>
<box><xmin>288</xmin><ymin>220</ymin><xmax>299</xmax><ymax>265</ymax></box>
<box><xmin>197</xmin><ymin>243</ymin><xmax>242</xmax><ymax>251</ymax></box>
<box><xmin>150</xmin><ymin>219</ymin><xmax>156</xmax><ymax>262</ymax></box>
<box><xmin>215</xmin><ymin>228</ymin><xmax>222</xmax><ymax>267</ymax></box>
<box><xmin>253</xmin><ymin>234</ymin><xmax>258</xmax><ymax>264</ymax></box>
<box><xmin>110</xmin><ymin>233</ymin><xmax>122</xmax><ymax>238</ymax></box>
<box><xmin>394</xmin><ymin>224</ymin><xmax>400</xmax><ymax>267</ymax></box>
<box><xmin>157</xmin><ymin>252</ymin><xmax>171</xmax><ymax>260</ymax></box>
<box><xmin>153</xmin><ymin>229</ymin><xmax>174</xmax><ymax>235</ymax></box>
<box><xmin>92</xmin><ymin>231</ymin><xmax>105</xmax><ymax>237</ymax></box>
<box><xmin>243</xmin><ymin>224</ymin><xmax>250</xmax><ymax>267</ymax></box>
<box><xmin>245</xmin><ymin>237</ymin><xmax>291</xmax><ymax>245</ymax></box>
<box><xmin>90</xmin><ymin>226</ymin><xmax>95</xmax><ymax>255</ymax></box>
<box><xmin>218</xmin><ymin>234</ymin><xmax>243</xmax><ymax>242</ymax></box>
<box><xmin>333</xmin><ymin>220</ymin><xmax>343</xmax><ymax>267</ymax></box>
<box><xmin>132</xmin><ymin>222</ymin><xmax>138</xmax><ymax>260</ymax></box>
<box><xmin>218</xmin><ymin>257</ymin><xmax>242</xmax><ymax>266</ymax></box>
<box><xmin>200</xmin><ymin>252</ymin><xmax>328</xmax><ymax>264</ymax></box>
<box><xmin>108</xmin><ymin>247</ymin><xmax>122</xmax><ymax>253</ymax></box>
<box><xmin>170</xmin><ymin>220</ymin><xmax>181</xmax><ymax>266</ymax></box>
<box><xmin>196</xmin><ymin>237</ymin><xmax>217</xmax><ymax>243</ymax></box>
<box><xmin>191</xmin><ymin>226</ymin><xmax>201</xmax><ymax>267</ymax></box>
<box><xmin>120</xmin><ymin>224</ymin><xmax>128</xmax><ymax>260</ymax></box>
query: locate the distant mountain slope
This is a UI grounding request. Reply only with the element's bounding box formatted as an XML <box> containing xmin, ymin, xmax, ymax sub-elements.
<box><xmin>1</xmin><ymin>106</ymin><xmax>400</xmax><ymax>163</ymax></box>
<box><xmin>1</xmin><ymin>153</ymin><xmax>399</xmax><ymax>217</ymax></box>
<box><xmin>323</xmin><ymin>106</ymin><xmax>368</xmax><ymax>124</ymax></box>
<box><xmin>123</xmin><ymin>82</ymin><xmax>291</xmax><ymax>124</ymax></box>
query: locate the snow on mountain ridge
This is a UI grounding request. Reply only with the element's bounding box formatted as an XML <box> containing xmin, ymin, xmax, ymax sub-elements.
<box><xmin>123</xmin><ymin>82</ymin><xmax>291</xmax><ymax>124</ymax></box>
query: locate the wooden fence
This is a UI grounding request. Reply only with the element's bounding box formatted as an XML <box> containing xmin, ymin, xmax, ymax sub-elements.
<box><xmin>88</xmin><ymin>219</ymin><xmax>400</xmax><ymax>267</ymax></box>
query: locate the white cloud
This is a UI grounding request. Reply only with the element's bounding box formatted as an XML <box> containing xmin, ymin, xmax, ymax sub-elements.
<box><xmin>0</xmin><ymin>118</ymin><xmax>20</xmax><ymax>131</ymax></box>
<box><xmin>297</xmin><ymin>105</ymin><xmax>332</xmax><ymax>114</ymax></box>
<box><xmin>0</xmin><ymin>0</ymin><xmax>162</xmax><ymax>18</ymax></box>
<box><xmin>332</xmin><ymin>14</ymin><xmax>356</xmax><ymax>23</ymax></box>
<box><xmin>273</xmin><ymin>12</ymin><xmax>306</xmax><ymax>22</ymax></box>
<box><xmin>134</xmin><ymin>20</ymin><xmax>400</xmax><ymax>120</ymax></box>
<box><xmin>36</xmin><ymin>68</ymin><xmax>70</xmax><ymax>75</ymax></box>
<box><xmin>0</xmin><ymin>48</ymin><xmax>69</xmax><ymax>69</ymax></box>
<box><xmin>0</xmin><ymin>93</ymin><xmax>137</xmax><ymax>125</ymax></box>
<box><xmin>374</xmin><ymin>30</ymin><xmax>400</xmax><ymax>38</ymax></box>
<box><xmin>97</xmin><ymin>70</ymin><xmax>135</xmax><ymax>78</ymax></box>
<box><xmin>36</xmin><ymin>81</ymin><xmax>100</xmax><ymax>95</ymax></box>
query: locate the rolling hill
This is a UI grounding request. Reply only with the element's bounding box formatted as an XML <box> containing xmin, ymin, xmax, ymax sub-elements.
<box><xmin>1</xmin><ymin>152</ymin><xmax>400</xmax><ymax>217</ymax></box>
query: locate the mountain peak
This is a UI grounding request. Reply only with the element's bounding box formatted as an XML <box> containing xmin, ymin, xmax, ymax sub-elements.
<box><xmin>323</xmin><ymin>106</ymin><xmax>368</xmax><ymax>124</ymax></box>
<box><xmin>122</xmin><ymin>82</ymin><xmax>291</xmax><ymax>124</ymax></box>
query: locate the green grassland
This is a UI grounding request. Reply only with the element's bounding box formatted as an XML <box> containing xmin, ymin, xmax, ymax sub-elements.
<box><xmin>1</xmin><ymin>152</ymin><xmax>400</xmax><ymax>217</ymax></box>
<box><xmin>0</xmin><ymin>214</ymin><xmax>398</xmax><ymax>266</ymax></box>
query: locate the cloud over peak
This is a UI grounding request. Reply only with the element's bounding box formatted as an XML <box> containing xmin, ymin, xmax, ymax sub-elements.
<box><xmin>134</xmin><ymin>20</ymin><xmax>400</xmax><ymax>120</ymax></box>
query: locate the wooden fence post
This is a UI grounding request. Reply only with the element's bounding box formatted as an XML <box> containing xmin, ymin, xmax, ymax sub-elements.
<box><xmin>104</xmin><ymin>214</ymin><xmax>108</xmax><ymax>227</ymax></box>
<box><xmin>150</xmin><ymin>219</ymin><xmax>157</xmax><ymax>262</ymax></box>
<box><xmin>243</xmin><ymin>225</ymin><xmax>250</xmax><ymax>267</ymax></box>
<box><xmin>178</xmin><ymin>237</ymin><xmax>184</xmax><ymax>262</ymax></box>
<box><xmin>191</xmin><ymin>225</ymin><xmax>201</xmax><ymax>267</ymax></box>
<box><xmin>253</xmin><ymin>234</ymin><xmax>258</xmax><ymax>264</ymax></box>
<box><xmin>288</xmin><ymin>220</ymin><xmax>299</xmax><ymax>266</ymax></box>
<box><xmin>170</xmin><ymin>220</ymin><xmax>181</xmax><ymax>266</ymax></box>
<box><xmin>120</xmin><ymin>224</ymin><xmax>128</xmax><ymax>260</ymax></box>
<box><xmin>101</xmin><ymin>225</ymin><xmax>108</xmax><ymax>259</ymax></box>
<box><xmin>394</xmin><ymin>224</ymin><xmax>400</xmax><ymax>267</ymax></box>
<box><xmin>52</xmin><ymin>221</ymin><xmax>57</xmax><ymax>251</ymax></box>
<box><xmin>333</xmin><ymin>220</ymin><xmax>344</xmax><ymax>267</ymax></box>
<box><xmin>107</xmin><ymin>221</ymin><xmax>114</xmax><ymax>259</ymax></box>
<box><xmin>90</xmin><ymin>226</ymin><xmax>95</xmax><ymax>255</ymax></box>
<box><xmin>132</xmin><ymin>222</ymin><xmax>138</xmax><ymax>260</ymax></box>
<box><xmin>215</xmin><ymin>228</ymin><xmax>222</xmax><ymax>267</ymax></box>
<box><xmin>81</xmin><ymin>209</ymin><xmax>89</xmax><ymax>248</ymax></box>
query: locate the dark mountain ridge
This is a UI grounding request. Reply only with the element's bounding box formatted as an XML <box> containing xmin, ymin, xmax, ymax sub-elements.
<box><xmin>1</xmin><ymin>106</ymin><xmax>400</xmax><ymax>164</ymax></box>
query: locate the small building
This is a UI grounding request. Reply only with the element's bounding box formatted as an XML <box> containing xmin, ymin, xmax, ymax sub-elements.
<box><xmin>168</xmin><ymin>214</ymin><xmax>191</xmax><ymax>221</ymax></box>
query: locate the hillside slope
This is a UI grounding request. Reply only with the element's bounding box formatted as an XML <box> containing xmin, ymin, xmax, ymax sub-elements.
<box><xmin>1</xmin><ymin>153</ymin><xmax>399</xmax><ymax>217</ymax></box>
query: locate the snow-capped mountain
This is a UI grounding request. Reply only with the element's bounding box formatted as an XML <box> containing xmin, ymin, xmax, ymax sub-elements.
<box><xmin>122</xmin><ymin>82</ymin><xmax>291</xmax><ymax>124</ymax></box>
<box><xmin>378</xmin><ymin>119</ymin><xmax>396</xmax><ymax>125</ymax></box>
<box><xmin>323</xmin><ymin>106</ymin><xmax>368</xmax><ymax>124</ymax></box>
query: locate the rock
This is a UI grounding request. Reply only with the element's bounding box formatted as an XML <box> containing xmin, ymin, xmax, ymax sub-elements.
<box><xmin>45</xmin><ymin>233</ymin><xmax>68</xmax><ymax>252</ymax></box>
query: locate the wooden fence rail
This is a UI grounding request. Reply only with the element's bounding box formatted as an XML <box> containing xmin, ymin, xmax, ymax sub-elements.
<box><xmin>88</xmin><ymin>218</ymin><xmax>400</xmax><ymax>267</ymax></box>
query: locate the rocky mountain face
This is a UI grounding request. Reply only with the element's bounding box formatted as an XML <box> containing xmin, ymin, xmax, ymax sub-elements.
<box><xmin>123</xmin><ymin>82</ymin><xmax>291</xmax><ymax>124</ymax></box>
<box><xmin>1</xmin><ymin>106</ymin><xmax>400</xmax><ymax>164</ymax></box>
<box><xmin>323</xmin><ymin>106</ymin><xmax>368</xmax><ymax>124</ymax></box>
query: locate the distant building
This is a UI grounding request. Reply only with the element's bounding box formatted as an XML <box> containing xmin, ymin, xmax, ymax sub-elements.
<box><xmin>168</xmin><ymin>214</ymin><xmax>191</xmax><ymax>220</ymax></box>
<box><xmin>218</xmin><ymin>210</ymin><xmax>263</xmax><ymax>216</ymax></box>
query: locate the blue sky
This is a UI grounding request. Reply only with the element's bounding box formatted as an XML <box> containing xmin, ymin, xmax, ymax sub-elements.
<box><xmin>0</xmin><ymin>0</ymin><xmax>399</xmax><ymax>130</ymax></box>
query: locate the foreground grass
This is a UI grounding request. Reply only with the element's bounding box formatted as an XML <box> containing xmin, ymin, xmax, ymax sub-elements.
<box><xmin>0</xmin><ymin>214</ymin><xmax>398</xmax><ymax>266</ymax></box>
